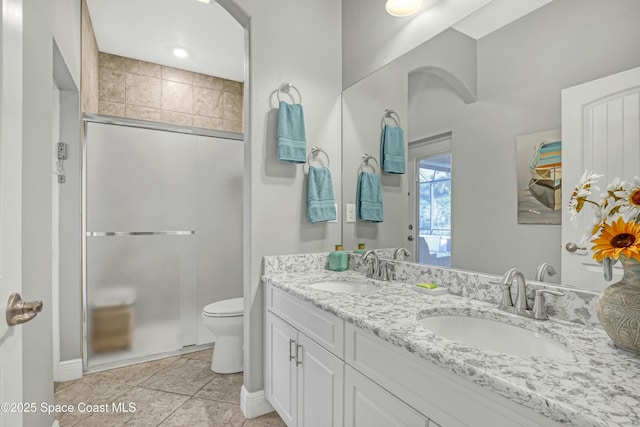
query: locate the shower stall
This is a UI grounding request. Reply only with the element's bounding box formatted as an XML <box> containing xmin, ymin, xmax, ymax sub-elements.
<box><xmin>82</xmin><ymin>116</ymin><xmax>243</xmax><ymax>370</ymax></box>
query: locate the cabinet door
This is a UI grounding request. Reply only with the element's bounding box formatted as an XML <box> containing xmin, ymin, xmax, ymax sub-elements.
<box><xmin>266</xmin><ymin>313</ymin><xmax>298</xmax><ymax>426</ymax></box>
<box><xmin>297</xmin><ymin>333</ymin><xmax>344</xmax><ymax>427</ymax></box>
<box><xmin>345</xmin><ymin>366</ymin><xmax>427</xmax><ymax>427</ymax></box>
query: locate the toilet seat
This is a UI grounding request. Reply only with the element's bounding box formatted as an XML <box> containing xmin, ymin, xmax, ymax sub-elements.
<box><xmin>203</xmin><ymin>297</ymin><xmax>243</xmax><ymax>317</ymax></box>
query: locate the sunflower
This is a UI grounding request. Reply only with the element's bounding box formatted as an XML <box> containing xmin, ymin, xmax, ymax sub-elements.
<box><xmin>614</xmin><ymin>176</ymin><xmax>640</xmax><ymax>220</ymax></box>
<box><xmin>591</xmin><ymin>217</ymin><xmax>640</xmax><ymax>262</ymax></box>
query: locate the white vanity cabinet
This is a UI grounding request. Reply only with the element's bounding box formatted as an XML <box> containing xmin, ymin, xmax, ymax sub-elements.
<box><xmin>266</xmin><ymin>284</ymin><xmax>345</xmax><ymax>427</ymax></box>
<box><xmin>345</xmin><ymin>365</ymin><xmax>428</xmax><ymax>427</ymax></box>
<box><xmin>265</xmin><ymin>282</ymin><xmax>563</xmax><ymax>427</ymax></box>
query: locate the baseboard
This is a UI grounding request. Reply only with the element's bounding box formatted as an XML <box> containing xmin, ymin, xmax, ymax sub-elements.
<box><xmin>240</xmin><ymin>386</ymin><xmax>274</xmax><ymax>419</ymax></box>
<box><xmin>54</xmin><ymin>359</ymin><xmax>83</xmax><ymax>382</ymax></box>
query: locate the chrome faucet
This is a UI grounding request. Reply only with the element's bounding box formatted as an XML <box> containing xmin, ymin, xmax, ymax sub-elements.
<box><xmin>491</xmin><ymin>268</ymin><xmax>565</xmax><ymax>320</ymax></box>
<box><xmin>535</xmin><ymin>262</ymin><xmax>557</xmax><ymax>282</ymax></box>
<box><xmin>393</xmin><ymin>247</ymin><xmax>411</xmax><ymax>260</ymax></box>
<box><xmin>361</xmin><ymin>250</ymin><xmax>380</xmax><ymax>279</ymax></box>
<box><xmin>490</xmin><ymin>268</ymin><xmax>530</xmax><ymax>316</ymax></box>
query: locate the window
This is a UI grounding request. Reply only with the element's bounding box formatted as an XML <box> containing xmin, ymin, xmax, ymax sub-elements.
<box><xmin>417</xmin><ymin>155</ymin><xmax>451</xmax><ymax>266</ymax></box>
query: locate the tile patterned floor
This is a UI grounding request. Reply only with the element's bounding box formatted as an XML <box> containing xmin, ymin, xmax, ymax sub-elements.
<box><xmin>54</xmin><ymin>348</ymin><xmax>286</xmax><ymax>427</ymax></box>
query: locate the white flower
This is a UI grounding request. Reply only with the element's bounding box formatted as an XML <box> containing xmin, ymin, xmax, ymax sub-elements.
<box><xmin>602</xmin><ymin>177</ymin><xmax>622</xmax><ymax>198</ymax></box>
<box><xmin>613</xmin><ymin>176</ymin><xmax>640</xmax><ymax>220</ymax></box>
<box><xmin>568</xmin><ymin>170</ymin><xmax>602</xmax><ymax>225</ymax></box>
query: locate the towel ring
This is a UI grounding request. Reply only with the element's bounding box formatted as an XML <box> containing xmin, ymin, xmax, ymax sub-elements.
<box><xmin>277</xmin><ymin>82</ymin><xmax>302</xmax><ymax>104</ymax></box>
<box><xmin>359</xmin><ymin>154</ymin><xmax>379</xmax><ymax>174</ymax></box>
<box><xmin>380</xmin><ymin>109</ymin><xmax>401</xmax><ymax>130</ymax></box>
<box><xmin>305</xmin><ymin>146</ymin><xmax>330</xmax><ymax>171</ymax></box>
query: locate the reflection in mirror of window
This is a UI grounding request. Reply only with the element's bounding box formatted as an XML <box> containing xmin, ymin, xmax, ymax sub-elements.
<box><xmin>416</xmin><ymin>153</ymin><xmax>451</xmax><ymax>267</ymax></box>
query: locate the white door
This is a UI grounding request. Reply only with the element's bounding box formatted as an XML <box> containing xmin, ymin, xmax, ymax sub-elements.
<box><xmin>0</xmin><ymin>0</ymin><xmax>25</xmax><ymax>424</ymax></box>
<box><xmin>297</xmin><ymin>333</ymin><xmax>343</xmax><ymax>427</ymax></box>
<box><xmin>561</xmin><ymin>66</ymin><xmax>640</xmax><ymax>291</ymax></box>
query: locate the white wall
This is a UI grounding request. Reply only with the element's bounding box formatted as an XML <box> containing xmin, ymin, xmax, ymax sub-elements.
<box><xmin>52</xmin><ymin>0</ymin><xmax>82</xmax><ymax>365</ymax></box>
<box><xmin>53</xmin><ymin>0</ymin><xmax>81</xmax><ymax>88</ymax></box>
<box><xmin>23</xmin><ymin>0</ymin><xmax>55</xmax><ymax>425</ymax></box>
<box><xmin>342</xmin><ymin>29</ymin><xmax>477</xmax><ymax>251</ymax></box>
<box><xmin>408</xmin><ymin>0</ymin><xmax>640</xmax><ymax>279</ymax></box>
<box><xmin>342</xmin><ymin>0</ymin><xmax>491</xmax><ymax>88</ymax></box>
<box><xmin>231</xmin><ymin>0</ymin><xmax>343</xmax><ymax>396</ymax></box>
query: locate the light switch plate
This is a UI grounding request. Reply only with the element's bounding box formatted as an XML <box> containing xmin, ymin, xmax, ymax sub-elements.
<box><xmin>346</xmin><ymin>203</ymin><xmax>356</xmax><ymax>223</ymax></box>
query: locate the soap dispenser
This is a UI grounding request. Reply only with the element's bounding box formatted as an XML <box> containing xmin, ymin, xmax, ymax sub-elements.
<box><xmin>353</xmin><ymin>243</ymin><xmax>366</xmax><ymax>254</ymax></box>
<box><xmin>328</xmin><ymin>245</ymin><xmax>349</xmax><ymax>271</ymax></box>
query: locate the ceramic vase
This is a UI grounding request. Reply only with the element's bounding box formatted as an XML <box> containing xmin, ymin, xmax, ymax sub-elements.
<box><xmin>596</xmin><ymin>256</ymin><xmax>640</xmax><ymax>354</ymax></box>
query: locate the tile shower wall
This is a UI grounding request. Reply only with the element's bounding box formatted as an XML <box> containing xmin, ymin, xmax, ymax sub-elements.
<box><xmin>81</xmin><ymin>0</ymin><xmax>99</xmax><ymax>113</ymax></box>
<box><xmin>97</xmin><ymin>52</ymin><xmax>244</xmax><ymax>133</ymax></box>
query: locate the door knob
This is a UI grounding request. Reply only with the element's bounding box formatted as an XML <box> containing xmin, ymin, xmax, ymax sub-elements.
<box><xmin>565</xmin><ymin>242</ymin><xmax>586</xmax><ymax>253</ymax></box>
<box><xmin>6</xmin><ymin>293</ymin><xmax>43</xmax><ymax>326</ymax></box>
<box><xmin>407</xmin><ymin>235</ymin><xmax>414</xmax><ymax>241</ymax></box>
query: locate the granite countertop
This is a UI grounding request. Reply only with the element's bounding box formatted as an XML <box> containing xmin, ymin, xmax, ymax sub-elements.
<box><xmin>264</xmin><ymin>269</ymin><xmax>640</xmax><ymax>427</ymax></box>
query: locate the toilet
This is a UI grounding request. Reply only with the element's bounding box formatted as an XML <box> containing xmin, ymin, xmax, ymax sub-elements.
<box><xmin>202</xmin><ymin>297</ymin><xmax>244</xmax><ymax>374</ymax></box>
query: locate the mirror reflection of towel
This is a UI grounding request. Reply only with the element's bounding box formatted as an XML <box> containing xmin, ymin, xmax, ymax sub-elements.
<box><xmin>356</xmin><ymin>171</ymin><xmax>383</xmax><ymax>222</ymax></box>
<box><xmin>278</xmin><ymin>101</ymin><xmax>307</xmax><ymax>164</ymax></box>
<box><xmin>380</xmin><ymin>124</ymin><xmax>405</xmax><ymax>174</ymax></box>
<box><xmin>307</xmin><ymin>166</ymin><xmax>337</xmax><ymax>223</ymax></box>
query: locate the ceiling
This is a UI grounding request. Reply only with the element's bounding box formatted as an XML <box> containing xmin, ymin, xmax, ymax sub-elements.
<box><xmin>85</xmin><ymin>0</ymin><xmax>245</xmax><ymax>82</ymax></box>
<box><xmin>84</xmin><ymin>0</ymin><xmax>554</xmax><ymax>85</ymax></box>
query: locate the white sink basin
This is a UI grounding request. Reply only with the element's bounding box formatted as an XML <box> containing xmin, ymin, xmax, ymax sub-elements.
<box><xmin>418</xmin><ymin>315</ymin><xmax>573</xmax><ymax>360</ymax></box>
<box><xmin>308</xmin><ymin>280</ymin><xmax>378</xmax><ymax>294</ymax></box>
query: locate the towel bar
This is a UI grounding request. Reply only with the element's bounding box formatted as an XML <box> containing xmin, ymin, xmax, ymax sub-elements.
<box><xmin>277</xmin><ymin>82</ymin><xmax>302</xmax><ymax>104</ymax></box>
<box><xmin>359</xmin><ymin>154</ymin><xmax>379</xmax><ymax>174</ymax></box>
<box><xmin>380</xmin><ymin>109</ymin><xmax>401</xmax><ymax>130</ymax></box>
<box><xmin>306</xmin><ymin>146</ymin><xmax>330</xmax><ymax>169</ymax></box>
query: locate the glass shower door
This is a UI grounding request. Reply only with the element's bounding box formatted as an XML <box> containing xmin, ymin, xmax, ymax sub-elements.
<box><xmin>84</xmin><ymin>122</ymin><xmax>198</xmax><ymax>369</ymax></box>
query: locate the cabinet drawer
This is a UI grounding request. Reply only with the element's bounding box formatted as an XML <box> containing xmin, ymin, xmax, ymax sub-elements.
<box><xmin>345</xmin><ymin>323</ymin><xmax>562</xmax><ymax>427</ymax></box>
<box><xmin>266</xmin><ymin>284</ymin><xmax>344</xmax><ymax>358</ymax></box>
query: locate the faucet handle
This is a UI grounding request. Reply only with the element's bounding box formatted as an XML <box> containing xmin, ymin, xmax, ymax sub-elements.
<box><xmin>489</xmin><ymin>279</ymin><xmax>513</xmax><ymax>309</ymax></box>
<box><xmin>532</xmin><ymin>289</ymin><xmax>564</xmax><ymax>320</ymax></box>
<box><xmin>379</xmin><ymin>261</ymin><xmax>389</xmax><ymax>281</ymax></box>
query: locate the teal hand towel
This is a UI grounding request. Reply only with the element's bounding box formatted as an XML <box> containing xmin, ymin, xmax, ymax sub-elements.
<box><xmin>356</xmin><ymin>171</ymin><xmax>383</xmax><ymax>222</ymax></box>
<box><xmin>278</xmin><ymin>101</ymin><xmax>307</xmax><ymax>164</ymax></box>
<box><xmin>380</xmin><ymin>124</ymin><xmax>405</xmax><ymax>174</ymax></box>
<box><xmin>307</xmin><ymin>166</ymin><xmax>337</xmax><ymax>223</ymax></box>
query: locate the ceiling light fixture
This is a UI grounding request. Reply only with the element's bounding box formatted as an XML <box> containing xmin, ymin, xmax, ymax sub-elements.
<box><xmin>196</xmin><ymin>0</ymin><xmax>211</xmax><ymax>4</ymax></box>
<box><xmin>173</xmin><ymin>48</ymin><xmax>189</xmax><ymax>58</ymax></box>
<box><xmin>385</xmin><ymin>0</ymin><xmax>422</xmax><ymax>17</ymax></box>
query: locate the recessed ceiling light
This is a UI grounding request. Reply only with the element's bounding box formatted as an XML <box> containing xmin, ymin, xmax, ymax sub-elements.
<box><xmin>386</xmin><ymin>0</ymin><xmax>422</xmax><ymax>17</ymax></box>
<box><xmin>173</xmin><ymin>48</ymin><xmax>189</xmax><ymax>58</ymax></box>
<box><xmin>196</xmin><ymin>0</ymin><xmax>210</xmax><ymax>3</ymax></box>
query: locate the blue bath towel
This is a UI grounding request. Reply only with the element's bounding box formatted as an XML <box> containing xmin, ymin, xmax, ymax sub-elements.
<box><xmin>278</xmin><ymin>101</ymin><xmax>307</xmax><ymax>164</ymax></box>
<box><xmin>307</xmin><ymin>166</ymin><xmax>337</xmax><ymax>223</ymax></box>
<box><xmin>380</xmin><ymin>124</ymin><xmax>405</xmax><ymax>174</ymax></box>
<box><xmin>356</xmin><ymin>171</ymin><xmax>383</xmax><ymax>222</ymax></box>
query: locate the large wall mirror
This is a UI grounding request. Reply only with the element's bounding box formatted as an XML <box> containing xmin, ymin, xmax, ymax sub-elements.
<box><xmin>341</xmin><ymin>0</ymin><xmax>640</xmax><ymax>289</ymax></box>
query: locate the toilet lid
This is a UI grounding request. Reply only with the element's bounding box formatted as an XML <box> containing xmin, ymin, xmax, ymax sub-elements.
<box><xmin>203</xmin><ymin>297</ymin><xmax>243</xmax><ymax>317</ymax></box>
